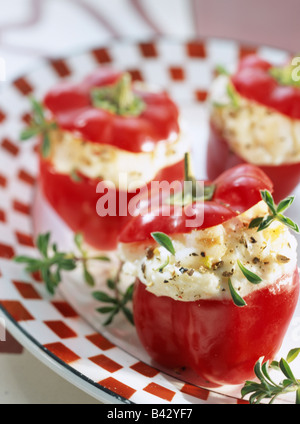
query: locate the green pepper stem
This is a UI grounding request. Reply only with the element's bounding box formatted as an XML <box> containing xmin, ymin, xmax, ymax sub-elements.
<box><xmin>184</xmin><ymin>152</ymin><xmax>198</xmax><ymax>198</ymax></box>
<box><xmin>115</xmin><ymin>73</ymin><xmax>134</xmax><ymax>110</ymax></box>
<box><xmin>184</xmin><ymin>152</ymin><xmax>195</xmax><ymax>182</ymax></box>
<box><xmin>91</xmin><ymin>73</ymin><xmax>145</xmax><ymax>116</ymax></box>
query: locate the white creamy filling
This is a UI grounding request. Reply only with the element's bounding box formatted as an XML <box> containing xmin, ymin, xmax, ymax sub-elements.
<box><xmin>210</xmin><ymin>75</ymin><xmax>300</xmax><ymax>165</ymax></box>
<box><xmin>48</xmin><ymin>126</ymin><xmax>186</xmax><ymax>191</ymax></box>
<box><xmin>120</xmin><ymin>201</ymin><xmax>297</xmax><ymax>301</ymax></box>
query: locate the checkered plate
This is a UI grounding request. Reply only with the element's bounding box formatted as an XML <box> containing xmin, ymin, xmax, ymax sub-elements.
<box><xmin>0</xmin><ymin>38</ymin><xmax>299</xmax><ymax>404</ymax></box>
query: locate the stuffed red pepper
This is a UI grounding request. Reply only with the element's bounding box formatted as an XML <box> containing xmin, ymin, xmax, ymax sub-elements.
<box><xmin>119</xmin><ymin>163</ymin><xmax>300</xmax><ymax>388</ymax></box>
<box><xmin>207</xmin><ymin>54</ymin><xmax>300</xmax><ymax>202</ymax></box>
<box><xmin>22</xmin><ymin>68</ymin><xmax>186</xmax><ymax>250</ymax></box>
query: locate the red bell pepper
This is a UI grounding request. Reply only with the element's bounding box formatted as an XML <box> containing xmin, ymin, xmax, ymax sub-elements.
<box><xmin>39</xmin><ymin>157</ymin><xmax>184</xmax><ymax>251</ymax></box>
<box><xmin>120</xmin><ymin>163</ymin><xmax>274</xmax><ymax>243</ymax></box>
<box><xmin>31</xmin><ymin>68</ymin><xmax>185</xmax><ymax>250</ymax></box>
<box><xmin>207</xmin><ymin>123</ymin><xmax>300</xmax><ymax>204</ymax></box>
<box><xmin>133</xmin><ymin>270</ymin><xmax>299</xmax><ymax>387</ymax></box>
<box><xmin>207</xmin><ymin>55</ymin><xmax>300</xmax><ymax>202</ymax></box>
<box><xmin>43</xmin><ymin>68</ymin><xmax>181</xmax><ymax>152</ymax></box>
<box><xmin>119</xmin><ymin>164</ymin><xmax>300</xmax><ymax>387</ymax></box>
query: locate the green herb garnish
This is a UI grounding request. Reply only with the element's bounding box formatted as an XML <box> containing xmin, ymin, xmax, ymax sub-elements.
<box><xmin>93</xmin><ymin>279</ymin><xmax>134</xmax><ymax>326</ymax></box>
<box><xmin>215</xmin><ymin>64</ymin><xmax>230</xmax><ymax>76</ymax></box>
<box><xmin>249</xmin><ymin>190</ymin><xmax>299</xmax><ymax>233</ymax></box>
<box><xmin>228</xmin><ymin>278</ymin><xmax>247</xmax><ymax>307</ymax></box>
<box><xmin>237</xmin><ymin>260</ymin><xmax>262</xmax><ymax>284</ymax></box>
<box><xmin>226</xmin><ymin>83</ymin><xmax>240</xmax><ymax>108</ymax></box>
<box><xmin>73</xmin><ymin>232</ymin><xmax>109</xmax><ymax>286</ymax></box>
<box><xmin>241</xmin><ymin>348</ymin><xmax>300</xmax><ymax>404</ymax></box>
<box><xmin>14</xmin><ymin>232</ymin><xmax>109</xmax><ymax>294</ymax></box>
<box><xmin>270</xmin><ymin>57</ymin><xmax>300</xmax><ymax>88</ymax></box>
<box><xmin>20</xmin><ymin>97</ymin><xmax>57</xmax><ymax>158</ymax></box>
<box><xmin>151</xmin><ymin>232</ymin><xmax>176</xmax><ymax>256</ymax></box>
<box><xmin>212</xmin><ymin>82</ymin><xmax>240</xmax><ymax>109</ymax></box>
<box><xmin>91</xmin><ymin>73</ymin><xmax>145</xmax><ymax>117</ymax></box>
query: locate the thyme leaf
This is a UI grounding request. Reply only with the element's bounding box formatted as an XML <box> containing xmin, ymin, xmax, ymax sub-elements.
<box><xmin>20</xmin><ymin>97</ymin><xmax>57</xmax><ymax>158</ymax></box>
<box><xmin>237</xmin><ymin>260</ymin><xmax>262</xmax><ymax>284</ymax></box>
<box><xmin>228</xmin><ymin>278</ymin><xmax>247</xmax><ymax>307</ymax></box>
<box><xmin>93</xmin><ymin>279</ymin><xmax>134</xmax><ymax>326</ymax></box>
<box><xmin>151</xmin><ymin>232</ymin><xmax>176</xmax><ymax>256</ymax></box>
<box><xmin>249</xmin><ymin>190</ymin><xmax>299</xmax><ymax>233</ymax></box>
<box><xmin>248</xmin><ymin>217</ymin><xmax>264</xmax><ymax>229</ymax></box>
<box><xmin>286</xmin><ymin>347</ymin><xmax>300</xmax><ymax>363</ymax></box>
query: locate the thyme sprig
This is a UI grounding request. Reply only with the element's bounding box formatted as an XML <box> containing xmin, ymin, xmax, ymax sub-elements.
<box><xmin>241</xmin><ymin>348</ymin><xmax>300</xmax><ymax>404</ymax></box>
<box><xmin>14</xmin><ymin>232</ymin><xmax>135</xmax><ymax>326</ymax></box>
<box><xmin>230</xmin><ymin>190</ymin><xmax>299</xmax><ymax>305</ymax></box>
<box><xmin>249</xmin><ymin>190</ymin><xmax>299</xmax><ymax>233</ymax></box>
<box><xmin>20</xmin><ymin>97</ymin><xmax>57</xmax><ymax>158</ymax></box>
<box><xmin>93</xmin><ymin>277</ymin><xmax>134</xmax><ymax>326</ymax></box>
<box><xmin>14</xmin><ymin>232</ymin><xmax>109</xmax><ymax>294</ymax></box>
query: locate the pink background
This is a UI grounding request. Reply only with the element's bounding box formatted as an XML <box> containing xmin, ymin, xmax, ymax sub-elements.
<box><xmin>193</xmin><ymin>0</ymin><xmax>299</xmax><ymax>51</ymax></box>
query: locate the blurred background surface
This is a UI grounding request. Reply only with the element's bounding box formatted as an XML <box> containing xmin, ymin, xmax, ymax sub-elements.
<box><xmin>0</xmin><ymin>0</ymin><xmax>298</xmax><ymax>82</ymax></box>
